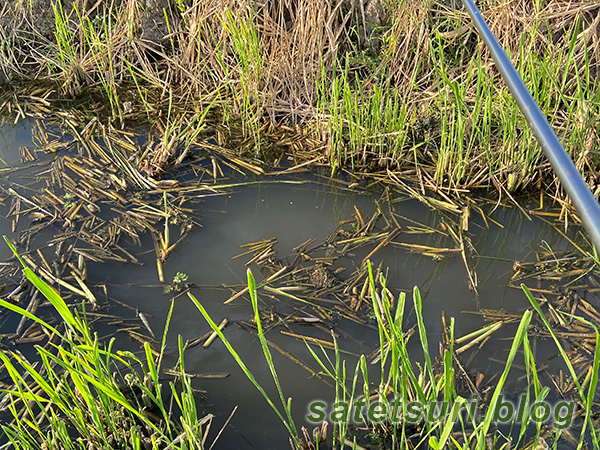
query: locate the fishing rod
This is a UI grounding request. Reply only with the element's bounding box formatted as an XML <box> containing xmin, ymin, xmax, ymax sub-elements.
<box><xmin>461</xmin><ymin>0</ymin><xmax>600</xmax><ymax>251</ymax></box>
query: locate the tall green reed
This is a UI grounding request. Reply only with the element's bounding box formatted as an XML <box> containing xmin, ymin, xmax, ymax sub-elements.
<box><xmin>51</xmin><ymin>0</ymin><xmax>81</xmax><ymax>91</ymax></box>
<box><xmin>315</xmin><ymin>55</ymin><xmax>414</xmax><ymax>170</ymax></box>
<box><xmin>220</xmin><ymin>9</ymin><xmax>263</xmax><ymax>153</ymax></box>
<box><xmin>75</xmin><ymin>4</ymin><xmax>122</xmax><ymax>121</ymax></box>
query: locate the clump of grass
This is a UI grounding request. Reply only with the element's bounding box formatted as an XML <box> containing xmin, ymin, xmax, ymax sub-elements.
<box><xmin>220</xmin><ymin>8</ymin><xmax>263</xmax><ymax>150</ymax></box>
<box><xmin>308</xmin><ymin>262</ymin><xmax>535</xmax><ymax>449</ymax></box>
<box><xmin>190</xmin><ymin>260</ymin><xmax>597</xmax><ymax>449</ymax></box>
<box><xmin>0</xmin><ymin>237</ymin><xmax>213</xmax><ymax>449</ymax></box>
<box><xmin>3</xmin><ymin>0</ymin><xmax>599</xmax><ymax>196</ymax></box>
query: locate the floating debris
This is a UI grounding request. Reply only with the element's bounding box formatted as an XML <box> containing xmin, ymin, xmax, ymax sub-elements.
<box><xmin>203</xmin><ymin>318</ymin><xmax>228</xmax><ymax>349</ymax></box>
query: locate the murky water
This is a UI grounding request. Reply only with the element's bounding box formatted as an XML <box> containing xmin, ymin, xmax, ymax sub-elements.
<box><xmin>0</xmin><ymin>119</ymin><xmax>597</xmax><ymax>449</ymax></box>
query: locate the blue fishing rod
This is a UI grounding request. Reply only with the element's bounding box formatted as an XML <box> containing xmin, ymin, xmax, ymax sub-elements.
<box><xmin>461</xmin><ymin>0</ymin><xmax>600</xmax><ymax>251</ymax></box>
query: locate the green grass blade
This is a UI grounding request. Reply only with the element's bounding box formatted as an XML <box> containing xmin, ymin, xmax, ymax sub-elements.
<box><xmin>476</xmin><ymin>310</ymin><xmax>532</xmax><ymax>450</ymax></box>
<box><xmin>187</xmin><ymin>290</ymin><xmax>297</xmax><ymax>443</ymax></box>
<box><xmin>4</xmin><ymin>236</ymin><xmax>83</xmax><ymax>336</ymax></box>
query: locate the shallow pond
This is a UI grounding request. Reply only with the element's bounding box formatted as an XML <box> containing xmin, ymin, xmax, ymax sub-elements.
<box><xmin>0</xmin><ymin>119</ymin><xmax>597</xmax><ymax>449</ymax></box>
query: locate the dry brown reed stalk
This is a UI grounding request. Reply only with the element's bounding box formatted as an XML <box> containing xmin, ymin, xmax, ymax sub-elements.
<box><xmin>2</xmin><ymin>0</ymin><xmax>600</xmax><ymax>200</ymax></box>
<box><xmin>379</xmin><ymin>0</ymin><xmax>432</xmax><ymax>90</ymax></box>
<box><xmin>2</xmin><ymin>0</ymin><xmax>598</xmax><ymax>106</ymax></box>
<box><xmin>256</xmin><ymin>0</ymin><xmax>348</xmax><ymax>119</ymax></box>
<box><xmin>167</xmin><ymin>0</ymin><xmax>348</xmax><ymax>123</ymax></box>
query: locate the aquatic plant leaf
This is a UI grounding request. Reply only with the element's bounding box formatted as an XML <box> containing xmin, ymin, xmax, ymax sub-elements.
<box><xmin>4</xmin><ymin>236</ymin><xmax>83</xmax><ymax>336</ymax></box>
<box><xmin>475</xmin><ymin>309</ymin><xmax>532</xmax><ymax>450</ymax></box>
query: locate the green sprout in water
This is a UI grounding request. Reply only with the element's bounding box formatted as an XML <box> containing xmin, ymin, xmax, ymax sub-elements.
<box><xmin>62</xmin><ymin>192</ymin><xmax>76</xmax><ymax>209</ymax></box>
<box><xmin>164</xmin><ymin>271</ymin><xmax>189</xmax><ymax>294</ymax></box>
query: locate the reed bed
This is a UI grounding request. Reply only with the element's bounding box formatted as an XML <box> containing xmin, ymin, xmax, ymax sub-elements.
<box><xmin>1</xmin><ymin>0</ymin><xmax>600</xmax><ymax>197</ymax></box>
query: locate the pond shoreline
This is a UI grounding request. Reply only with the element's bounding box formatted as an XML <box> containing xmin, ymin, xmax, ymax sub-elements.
<box><xmin>1</xmin><ymin>0</ymin><xmax>600</xmax><ymax>201</ymax></box>
<box><xmin>2</xmin><ymin>0</ymin><xmax>600</xmax><ymax>447</ymax></box>
<box><xmin>1</xmin><ymin>116</ymin><xmax>600</xmax><ymax>449</ymax></box>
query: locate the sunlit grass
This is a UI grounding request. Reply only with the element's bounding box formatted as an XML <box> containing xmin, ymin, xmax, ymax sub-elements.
<box><xmin>0</xmin><ymin>237</ymin><xmax>213</xmax><ymax>449</ymax></box>
<box><xmin>1</xmin><ymin>0</ymin><xmax>599</xmax><ymax>194</ymax></box>
<box><xmin>189</xmin><ymin>261</ymin><xmax>594</xmax><ymax>449</ymax></box>
<box><xmin>1</xmin><ymin>226</ymin><xmax>597</xmax><ymax>449</ymax></box>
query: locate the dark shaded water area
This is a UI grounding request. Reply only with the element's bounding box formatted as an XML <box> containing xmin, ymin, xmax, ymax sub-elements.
<box><xmin>0</xmin><ymin>119</ymin><xmax>598</xmax><ymax>449</ymax></box>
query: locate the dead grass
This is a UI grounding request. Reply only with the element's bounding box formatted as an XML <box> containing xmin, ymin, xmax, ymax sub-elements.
<box><xmin>1</xmin><ymin>0</ymin><xmax>600</xmax><ymax>196</ymax></box>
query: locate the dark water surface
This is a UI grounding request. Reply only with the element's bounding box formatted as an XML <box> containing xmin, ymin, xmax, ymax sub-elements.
<box><xmin>0</xmin><ymin>119</ymin><xmax>596</xmax><ymax>449</ymax></box>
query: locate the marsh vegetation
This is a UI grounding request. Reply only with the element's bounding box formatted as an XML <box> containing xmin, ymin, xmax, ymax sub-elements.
<box><xmin>1</xmin><ymin>0</ymin><xmax>600</xmax><ymax>448</ymax></box>
<box><xmin>1</xmin><ymin>0</ymin><xmax>600</xmax><ymax>195</ymax></box>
